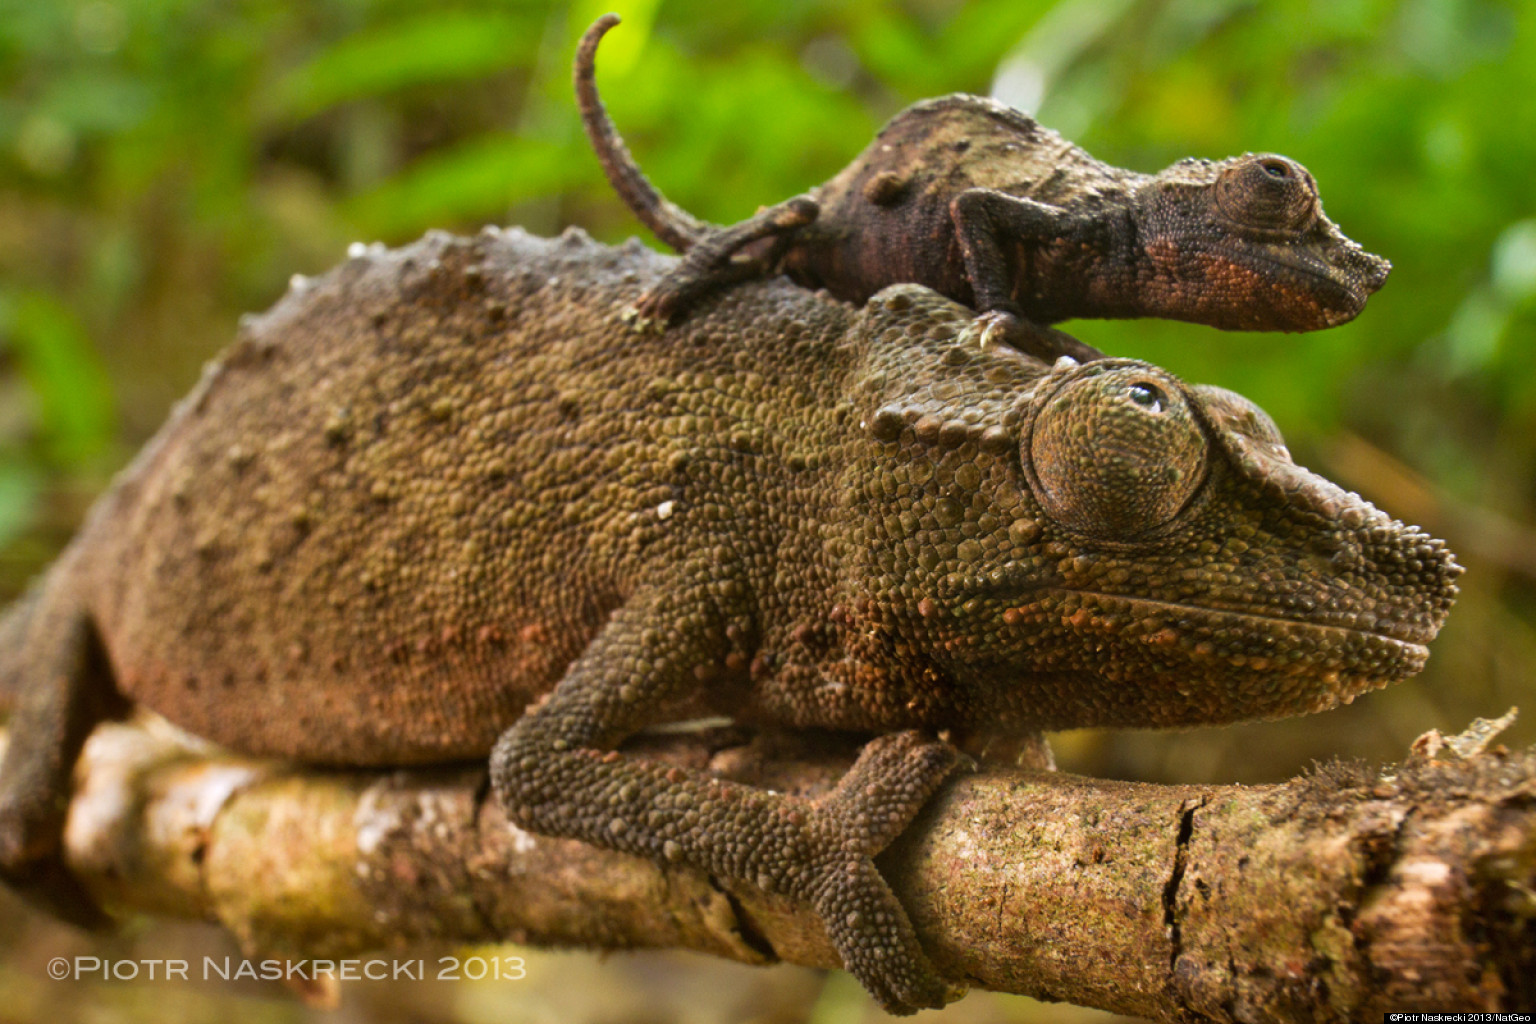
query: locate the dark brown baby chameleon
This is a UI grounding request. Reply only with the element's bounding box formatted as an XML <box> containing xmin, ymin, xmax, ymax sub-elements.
<box><xmin>0</xmin><ymin>228</ymin><xmax>1455</xmax><ymax>1013</ymax></box>
<box><xmin>576</xmin><ymin>15</ymin><xmax>1391</xmax><ymax>362</ymax></box>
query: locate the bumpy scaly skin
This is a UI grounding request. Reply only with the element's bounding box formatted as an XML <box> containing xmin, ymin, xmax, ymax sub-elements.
<box><xmin>576</xmin><ymin>15</ymin><xmax>1390</xmax><ymax>359</ymax></box>
<box><xmin>0</xmin><ymin>229</ymin><xmax>1456</xmax><ymax>1012</ymax></box>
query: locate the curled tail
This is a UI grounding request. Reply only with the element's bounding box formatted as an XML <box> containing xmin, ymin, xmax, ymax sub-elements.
<box><xmin>575</xmin><ymin>15</ymin><xmax>712</xmax><ymax>253</ymax></box>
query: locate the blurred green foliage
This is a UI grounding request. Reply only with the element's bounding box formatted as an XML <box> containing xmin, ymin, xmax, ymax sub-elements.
<box><xmin>1</xmin><ymin>0</ymin><xmax>1534</xmax><ymax>1020</ymax></box>
<box><xmin>0</xmin><ymin>0</ymin><xmax>1535</xmax><ymax>1012</ymax></box>
<box><xmin>2</xmin><ymin>0</ymin><xmax>1534</xmax><ymax>769</ymax></box>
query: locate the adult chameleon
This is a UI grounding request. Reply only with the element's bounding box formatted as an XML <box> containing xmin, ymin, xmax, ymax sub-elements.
<box><xmin>0</xmin><ymin>228</ymin><xmax>1456</xmax><ymax>1012</ymax></box>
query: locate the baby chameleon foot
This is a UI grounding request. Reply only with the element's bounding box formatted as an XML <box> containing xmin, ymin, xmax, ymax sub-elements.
<box><xmin>621</xmin><ymin>196</ymin><xmax>821</xmax><ymax>332</ymax></box>
<box><xmin>968</xmin><ymin>308</ymin><xmax>1106</xmax><ymax>364</ymax></box>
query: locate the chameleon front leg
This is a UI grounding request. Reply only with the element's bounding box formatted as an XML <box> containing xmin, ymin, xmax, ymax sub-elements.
<box><xmin>0</xmin><ymin>602</ymin><xmax>126</xmax><ymax>926</ymax></box>
<box><xmin>949</xmin><ymin>188</ymin><xmax>1106</xmax><ymax>363</ymax></box>
<box><xmin>625</xmin><ymin>195</ymin><xmax>820</xmax><ymax>331</ymax></box>
<box><xmin>488</xmin><ymin>584</ymin><xmax>961</xmax><ymax>1013</ymax></box>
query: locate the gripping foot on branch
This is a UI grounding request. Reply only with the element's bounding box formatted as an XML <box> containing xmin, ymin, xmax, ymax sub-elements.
<box><xmin>487</xmin><ymin>584</ymin><xmax>964</xmax><ymax>1014</ymax></box>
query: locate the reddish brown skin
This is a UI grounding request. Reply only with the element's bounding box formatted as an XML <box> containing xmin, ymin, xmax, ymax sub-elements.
<box><xmin>0</xmin><ymin>230</ymin><xmax>1455</xmax><ymax>1013</ymax></box>
<box><xmin>575</xmin><ymin>15</ymin><xmax>1391</xmax><ymax>360</ymax></box>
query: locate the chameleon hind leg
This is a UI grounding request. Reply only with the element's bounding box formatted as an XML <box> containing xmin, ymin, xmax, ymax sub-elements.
<box><xmin>0</xmin><ymin>599</ymin><xmax>127</xmax><ymax>927</ymax></box>
<box><xmin>624</xmin><ymin>195</ymin><xmax>820</xmax><ymax>331</ymax></box>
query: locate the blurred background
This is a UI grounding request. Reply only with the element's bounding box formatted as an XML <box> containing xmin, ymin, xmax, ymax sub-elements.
<box><xmin>0</xmin><ymin>0</ymin><xmax>1532</xmax><ymax>1020</ymax></box>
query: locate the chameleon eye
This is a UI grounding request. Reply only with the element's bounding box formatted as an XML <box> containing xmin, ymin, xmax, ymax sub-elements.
<box><xmin>1027</xmin><ymin>367</ymin><xmax>1207</xmax><ymax>539</ymax></box>
<box><xmin>1125</xmin><ymin>382</ymin><xmax>1164</xmax><ymax>412</ymax></box>
<box><xmin>1215</xmin><ymin>154</ymin><xmax>1318</xmax><ymax>234</ymax></box>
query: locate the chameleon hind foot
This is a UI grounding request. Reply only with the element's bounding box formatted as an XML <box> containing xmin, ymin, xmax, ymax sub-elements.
<box><xmin>622</xmin><ymin>195</ymin><xmax>821</xmax><ymax>331</ymax></box>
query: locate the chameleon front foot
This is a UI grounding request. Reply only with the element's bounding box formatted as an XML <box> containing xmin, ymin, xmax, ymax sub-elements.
<box><xmin>819</xmin><ymin>730</ymin><xmax>963</xmax><ymax>853</ymax></box>
<box><xmin>968</xmin><ymin>308</ymin><xmax>1106</xmax><ymax>364</ymax></box>
<box><xmin>808</xmin><ymin>731</ymin><xmax>965</xmax><ymax>1014</ymax></box>
<box><xmin>811</xmin><ymin>854</ymin><xmax>965</xmax><ymax>1013</ymax></box>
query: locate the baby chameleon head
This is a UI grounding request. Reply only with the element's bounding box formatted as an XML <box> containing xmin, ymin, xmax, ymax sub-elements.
<box><xmin>1132</xmin><ymin>152</ymin><xmax>1392</xmax><ymax>331</ymax></box>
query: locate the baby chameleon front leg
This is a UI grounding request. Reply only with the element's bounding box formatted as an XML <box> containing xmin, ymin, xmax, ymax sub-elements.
<box><xmin>949</xmin><ymin>188</ymin><xmax>1108</xmax><ymax>364</ymax></box>
<box><xmin>488</xmin><ymin>581</ymin><xmax>962</xmax><ymax>1014</ymax></box>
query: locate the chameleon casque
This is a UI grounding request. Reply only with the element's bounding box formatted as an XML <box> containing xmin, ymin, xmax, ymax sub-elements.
<box><xmin>0</xmin><ymin>229</ymin><xmax>1457</xmax><ymax>1012</ymax></box>
<box><xmin>576</xmin><ymin>15</ymin><xmax>1391</xmax><ymax>361</ymax></box>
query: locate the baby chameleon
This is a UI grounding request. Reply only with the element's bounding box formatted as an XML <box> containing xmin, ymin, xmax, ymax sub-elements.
<box><xmin>575</xmin><ymin>15</ymin><xmax>1391</xmax><ymax>361</ymax></box>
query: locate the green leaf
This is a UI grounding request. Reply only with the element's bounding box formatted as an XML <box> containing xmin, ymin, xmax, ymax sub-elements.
<box><xmin>0</xmin><ymin>460</ymin><xmax>41</xmax><ymax>551</ymax></box>
<box><xmin>267</xmin><ymin>10</ymin><xmax>540</xmax><ymax>123</ymax></box>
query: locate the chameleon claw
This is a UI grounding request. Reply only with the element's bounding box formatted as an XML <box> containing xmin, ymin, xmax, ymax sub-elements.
<box><xmin>968</xmin><ymin>310</ymin><xmax>1017</xmax><ymax>350</ymax></box>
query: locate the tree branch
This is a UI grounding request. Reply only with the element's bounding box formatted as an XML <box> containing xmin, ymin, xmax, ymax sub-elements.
<box><xmin>8</xmin><ymin>717</ymin><xmax>1536</xmax><ymax>1021</ymax></box>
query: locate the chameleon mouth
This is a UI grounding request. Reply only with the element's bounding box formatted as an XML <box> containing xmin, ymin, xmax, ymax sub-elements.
<box><xmin>1019</xmin><ymin>588</ymin><xmax>1434</xmax><ymax>677</ymax></box>
<box><xmin>1243</xmin><ymin>244</ymin><xmax>1390</xmax><ymax>304</ymax></box>
<box><xmin>1156</xmin><ymin>240</ymin><xmax>1390</xmax><ymax>330</ymax></box>
<box><xmin>1053</xmin><ymin>588</ymin><xmax>1437</xmax><ymax>646</ymax></box>
<box><xmin>984</xmin><ymin>587</ymin><xmax>1437</xmax><ymax>727</ymax></box>
<box><xmin>1205</xmin><ymin>217</ymin><xmax>1391</xmax><ymax>294</ymax></box>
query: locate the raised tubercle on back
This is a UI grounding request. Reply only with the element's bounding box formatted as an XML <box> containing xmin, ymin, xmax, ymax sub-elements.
<box><xmin>575</xmin><ymin>15</ymin><xmax>710</xmax><ymax>254</ymax></box>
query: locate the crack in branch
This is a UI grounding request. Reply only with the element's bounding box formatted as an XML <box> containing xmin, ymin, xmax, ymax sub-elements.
<box><xmin>1162</xmin><ymin>795</ymin><xmax>1206</xmax><ymax>975</ymax></box>
<box><xmin>706</xmin><ymin>874</ymin><xmax>779</xmax><ymax>962</ymax></box>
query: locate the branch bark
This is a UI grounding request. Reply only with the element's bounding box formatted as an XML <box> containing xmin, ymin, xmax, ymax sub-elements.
<box><xmin>9</xmin><ymin>717</ymin><xmax>1536</xmax><ymax>1021</ymax></box>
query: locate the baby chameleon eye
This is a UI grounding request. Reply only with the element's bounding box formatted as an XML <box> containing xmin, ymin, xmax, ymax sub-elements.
<box><xmin>1215</xmin><ymin>154</ymin><xmax>1319</xmax><ymax>235</ymax></box>
<box><xmin>1028</xmin><ymin>368</ymin><xmax>1208</xmax><ymax>539</ymax></box>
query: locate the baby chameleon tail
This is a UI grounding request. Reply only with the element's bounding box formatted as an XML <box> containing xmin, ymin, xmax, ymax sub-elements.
<box><xmin>573</xmin><ymin>16</ymin><xmax>1096</xmax><ymax>363</ymax></box>
<box><xmin>573</xmin><ymin>15</ymin><xmax>1389</xmax><ymax>364</ymax></box>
